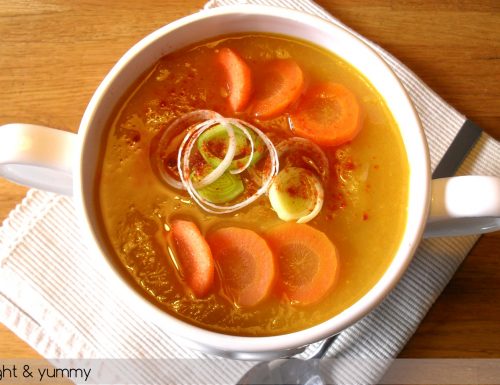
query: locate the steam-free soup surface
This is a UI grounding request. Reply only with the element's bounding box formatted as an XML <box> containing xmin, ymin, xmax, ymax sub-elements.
<box><xmin>98</xmin><ymin>34</ymin><xmax>409</xmax><ymax>336</ymax></box>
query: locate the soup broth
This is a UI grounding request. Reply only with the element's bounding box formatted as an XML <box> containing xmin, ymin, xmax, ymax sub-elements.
<box><xmin>97</xmin><ymin>33</ymin><xmax>409</xmax><ymax>336</ymax></box>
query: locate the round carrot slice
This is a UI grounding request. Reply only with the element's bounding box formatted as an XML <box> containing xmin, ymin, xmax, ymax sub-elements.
<box><xmin>206</xmin><ymin>227</ymin><xmax>275</xmax><ymax>307</ymax></box>
<box><xmin>265</xmin><ymin>223</ymin><xmax>338</xmax><ymax>305</ymax></box>
<box><xmin>249</xmin><ymin>59</ymin><xmax>304</xmax><ymax>119</ymax></box>
<box><xmin>290</xmin><ymin>82</ymin><xmax>361</xmax><ymax>147</ymax></box>
<box><xmin>168</xmin><ymin>219</ymin><xmax>214</xmax><ymax>298</ymax></box>
<box><xmin>216</xmin><ymin>47</ymin><xmax>252</xmax><ymax>112</ymax></box>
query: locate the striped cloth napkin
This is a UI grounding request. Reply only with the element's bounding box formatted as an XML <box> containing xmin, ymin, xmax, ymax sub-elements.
<box><xmin>1</xmin><ymin>0</ymin><xmax>499</xmax><ymax>384</ymax></box>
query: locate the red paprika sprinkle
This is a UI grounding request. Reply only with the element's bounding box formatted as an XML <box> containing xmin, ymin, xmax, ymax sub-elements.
<box><xmin>344</xmin><ymin>159</ymin><xmax>355</xmax><ymax>170</ymax></box>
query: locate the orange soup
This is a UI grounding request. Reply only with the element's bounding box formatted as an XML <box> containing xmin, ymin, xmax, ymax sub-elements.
<box><xmin>97</xmin><ymin>33</ymin><xmax>409</xmax><ymax>336</ymax></box>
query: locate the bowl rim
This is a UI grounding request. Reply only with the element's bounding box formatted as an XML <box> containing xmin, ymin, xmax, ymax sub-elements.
<box><xmin>75</xmin><ymin>4</ymin><xmax>430</xmax><ymax>355</ymax></box>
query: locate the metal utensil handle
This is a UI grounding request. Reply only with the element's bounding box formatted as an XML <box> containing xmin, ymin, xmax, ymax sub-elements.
<box><xmin>309</xmin><ymin>334</ymin><xmax>339</xmax><ymax>360</ymax></box>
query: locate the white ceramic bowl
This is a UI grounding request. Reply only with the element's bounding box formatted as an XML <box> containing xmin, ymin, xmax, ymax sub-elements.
<box><xmin>77</xmin><ymin>5</ymin><xmax>428</xmax><ymax>359</ymax></box>
<box><xmin>1</xmin><ymin>5</ymin><xmax>498</xmax><ymax>360</ymax></box>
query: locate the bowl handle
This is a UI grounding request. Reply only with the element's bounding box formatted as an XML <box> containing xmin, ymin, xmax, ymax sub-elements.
<box><xmin>425</xmin><ymin>176</ymin><xmax>500</xmax><ymax>237</ymax></box>
<box><xmin>0</xmin><ymin>123</ymin><xmax>76</xmax><ymax>196</ymax></box>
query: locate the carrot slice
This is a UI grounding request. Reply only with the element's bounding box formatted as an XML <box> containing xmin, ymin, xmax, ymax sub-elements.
<box><xmin>249</xmin><ymin>59</ymin><xmax>304</xmax><ymax>119</ymax></box>
<box><xmin>290</xmin><ymin>82</ymin><xmax>361</xmax><ymax>147</ymax></box>
<box><xmin>168</xmin><ymin>219</ymin><xmax>214</xmax><ymax>298</ymax></box>
<box><xmin>265</xmin><ymin>223</ymin><xmax>338</xmax><ymax>306</ymax></box>
<box><xmin>216</xmin><ymin>47</ymin><xmax>252</xmax><ymax>112</ymax></box>
<box><xmin>206</xmin><ymin>227</ymin><xmax>275</xmax><ymax>307</ymax></box>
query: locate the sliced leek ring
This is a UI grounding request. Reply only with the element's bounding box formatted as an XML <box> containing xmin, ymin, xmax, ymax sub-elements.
<box><xmin>197</xmin><ymin>123</ymin><xmax>263</xmax><ymax>172</ymax></box>
<box><xmin>196</xmin><ymin>171</ymin><xmax>244</xmax><ymax>204</ymax></box>
<box><xmin>269</xmin><ymin>167</ymin><xmax>324</xmax><ymax>223</ymax></box>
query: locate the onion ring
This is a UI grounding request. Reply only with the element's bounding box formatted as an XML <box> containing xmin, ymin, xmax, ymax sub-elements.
<box><xmin>154</xmin><ymin>110</ymin><xmax>223</xmax><ymax>190</ymax></box>
<box><xmin>229</xmin><ymin>124</ymin><xmax>255</xmax><ymax>175</ymax></box>
<box><xmin>177</xmin><ymin>116</ymin><xmax>279</xmax><ymax>214</ymax></box>
<box><xmin>276</xmin><ymin>137</ymin><xmax>329</xmax><ymax>185</ymax></box>
<box><xmin>183</xmin><ymin>120</ymin><xmax>236</xmax><ymax>189</ymax></box>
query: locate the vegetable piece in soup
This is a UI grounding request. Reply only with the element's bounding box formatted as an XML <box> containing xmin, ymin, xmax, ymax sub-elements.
<box><xmin>97</xmin><ymin>33</ymin><xmax>409</xmax><ymax>336</ymax></box>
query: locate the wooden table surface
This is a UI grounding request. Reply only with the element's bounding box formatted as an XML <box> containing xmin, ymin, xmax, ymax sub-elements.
<box><xmin>1</xmin><ymin>0</ymin><xmax>499</xmax><ymax>364</ymax></box>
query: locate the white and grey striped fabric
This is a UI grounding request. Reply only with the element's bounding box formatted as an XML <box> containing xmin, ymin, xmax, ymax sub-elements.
<box><xmin>1</xmin><ymin>0</ymin><xmax>499</xmax><ymax>384</ymax></box>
